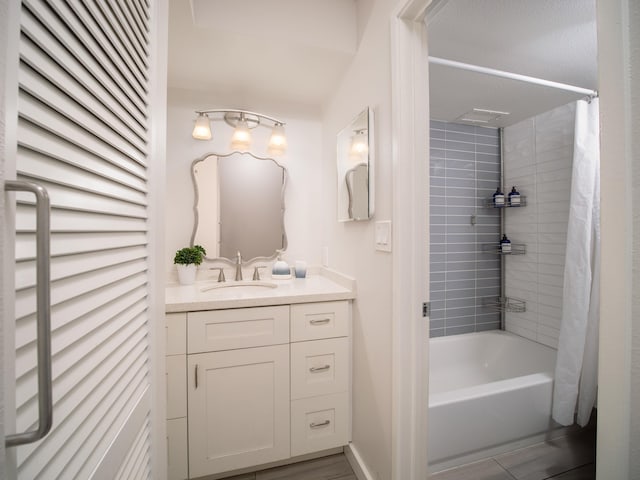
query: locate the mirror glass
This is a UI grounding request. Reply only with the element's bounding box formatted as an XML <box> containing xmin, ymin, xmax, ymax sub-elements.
<box><xmin>337</xmin><ymin>108</ymin><xmax>374</xmax><ymax>221</ymax></box>
<box><xmin>191</xmin><ymin>152</ymin><xmax>287</xmax><ymax>263</ymax></box>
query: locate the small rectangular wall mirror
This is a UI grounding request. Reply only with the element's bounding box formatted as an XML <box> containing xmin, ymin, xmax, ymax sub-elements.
<box><xmin>337</xmin><ymin>107</ymin><xmax>374</xmax><ymax>221</ymax></box>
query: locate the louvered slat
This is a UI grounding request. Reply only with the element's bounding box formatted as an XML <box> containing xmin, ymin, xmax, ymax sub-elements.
<box><xmin>19</xmin><ymin>21</ymin><xmax>147</xmax><ymax>148</ymax></box>
<box><xmin>98</xmin><ymin>0</ymin><xmax>149</xmax><ymax>69</ymax></box>
<box><xmin>117</xmin><ymin>0</ymin><xmax>149</xmax><ymax>54</ymax></box>
<box><xmin>116</xmin><ymin>417</ymin><xmax>151</xmax><ymax>480</ymax></box>
<box><xmin>17</xmin><ymin>121</ymin><xmax>147</xmax><ymax>192</ymax></box>
<box><xmin>13</xmin><ymin>0</ymin><xmax>154</xmax><ymax>477</ymax></box>
<box><xmin>15</xmin><ymin>205</ymin><xmax>147</xmax><ymax>233</ymax></box>
<box><xmin>23</xmin><ymin>0</ymin><xmax>148</xmax><ymax>121</ymax></box>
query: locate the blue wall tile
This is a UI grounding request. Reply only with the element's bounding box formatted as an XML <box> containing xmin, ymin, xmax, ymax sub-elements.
<box><xmin>429</xmin><ymin>120</ymin><xmax>501</xmax><ymax>337</ymax></box>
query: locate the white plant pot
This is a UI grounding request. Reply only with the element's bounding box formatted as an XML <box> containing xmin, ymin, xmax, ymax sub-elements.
<box><xmin>176</xmin><ymin>264</ymin><xmax>197</xmax><ymax>285</ymax></box>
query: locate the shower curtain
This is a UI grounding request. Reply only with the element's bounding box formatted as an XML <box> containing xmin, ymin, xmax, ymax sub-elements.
<box><xmin>552</xmin><ymin>98</ymin><xmax>600</xmax><ymax>427</ymax></box>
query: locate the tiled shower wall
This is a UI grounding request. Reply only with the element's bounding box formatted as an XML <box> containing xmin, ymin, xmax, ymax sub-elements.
<box><xmin>429</xmin><ymin>121</ymin><xmax>502</xmax><ymax>337</ymax></box>
<box><xmin>503</xmin><ymin>103</ymin><xmax>576</xmax><ymax>349</ymax></box>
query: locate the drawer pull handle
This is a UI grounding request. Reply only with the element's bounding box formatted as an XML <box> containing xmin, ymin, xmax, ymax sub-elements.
<box><xmin>310</xmin><ymin>420</ymin><xmax>331</xmax><ymax>429</ymax></box>
<box><xmin>310</xmin><ymin>365</ymin><xmax>331</xmax><ymax>373</ymax></box>
<box><xmin>310</xmin><ymin>318</ymin><xmax>331</xmax><ymax>325</ymax></box>
<box><xmin>195</xmin><ymin>364</ymin><xmax>199</xmax><ymax>389</ymax></box>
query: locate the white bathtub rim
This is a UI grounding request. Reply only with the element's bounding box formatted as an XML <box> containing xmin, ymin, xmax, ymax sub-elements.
<box><xmin>429</xmin><ymin>372</ymin><xmax>554</xmax><ymax>408</ymax></box>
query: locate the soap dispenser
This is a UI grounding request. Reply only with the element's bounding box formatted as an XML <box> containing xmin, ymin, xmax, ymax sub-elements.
<box><xmin>493</xmin><ymin>187</ymin><xmax>505</xmax><ymax>207</ymax></box>
<box><xmin>508</xmin><ymin>186</ymin><xmax>521</xmax><ymax>206</ymax></box>
<box><xmin>271</xmin><ymin>252</ymin><xmax>291</xmax><ymax>279</ymax></box>
<box><xmin>500</xmin><ymin>234</ymin><xmax>512</xmax><ymax>254</ymax></box>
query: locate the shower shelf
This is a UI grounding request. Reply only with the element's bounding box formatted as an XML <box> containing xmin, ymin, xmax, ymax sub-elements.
<box><xmin>482</xmin><ymin>243</ymin><xmax>526</xmax><ymax>255</ymax></box>
<box><xmin>485</xmin><ymin>196</ymin><xmax>527</xmax><ymax>208</ymax></box>
<box><xmin>481</xmin><ymin>296</ymin><xmax>526</xmax><ymax>313</ymax></box>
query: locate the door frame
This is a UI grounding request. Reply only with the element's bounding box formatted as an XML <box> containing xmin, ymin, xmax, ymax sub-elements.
<box><xmin>390</xmin><ymin>1</ymin><xmax>433</xmax><ymax>479</ymax></box>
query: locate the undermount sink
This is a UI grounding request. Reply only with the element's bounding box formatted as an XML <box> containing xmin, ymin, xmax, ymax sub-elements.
<box><xmin>200</xmin><ymin>280</ymin><xmax>278</xmax><ymax>293</ymax></box>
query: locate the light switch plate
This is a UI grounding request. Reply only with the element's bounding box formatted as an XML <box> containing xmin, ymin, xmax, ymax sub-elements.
<box><xmin>375</xmin><ymin>220</ymin><xmax>392</xmax><ymax>252</ymax></box>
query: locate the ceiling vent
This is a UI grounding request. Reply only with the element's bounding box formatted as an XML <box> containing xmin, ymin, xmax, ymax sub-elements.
<box><xmin>455</xmin><ymin>108</ymin><xmax>510</xmax><ymax>125</ymax></box>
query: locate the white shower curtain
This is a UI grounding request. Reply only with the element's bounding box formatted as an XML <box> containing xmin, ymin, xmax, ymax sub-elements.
<box><xmin>552</xmin><ymin>98</ymin><xmax>600</xmax><ymax>427</ymax></box>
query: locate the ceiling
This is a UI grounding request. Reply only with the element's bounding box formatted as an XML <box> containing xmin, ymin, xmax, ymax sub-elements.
<box><xmin>167</xmin><ymin>0</ymin><xmax>360</xmax><ymax>107</ymax></box>
<box><xmin>427</xmin><ymin>0</ymin><xmax>598</xmax><ymax>127</ymax></box>
<box><xmin>167</xmin><ymin>0</ymin><xmax>598</xmax><ymax>124</ymax></box>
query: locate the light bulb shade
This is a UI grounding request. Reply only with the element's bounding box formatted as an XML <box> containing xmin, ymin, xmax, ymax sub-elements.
<box><xmin>230</xmin><ymin>119</ymin><xmax>252</xmax><ymax>151</ymax></box>
<box><xmin>350</xmin><ymin>130</ymin><xmax>368</xmax><ymax>156</ymax></box>
<box><xmin>192</xmin><ymin>113</ymin><xmax>212</xmax><ymax>140</ymax></box>
<box><xmin>268</xmin><ymin>123</ymin><xmax>287</xmax><ymax>155</ymax></box>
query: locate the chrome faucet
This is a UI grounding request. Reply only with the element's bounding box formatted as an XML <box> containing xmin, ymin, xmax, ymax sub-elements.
<box><xmin>235</xmin><ymin>251</ymin><xmax>243</xmax><ymax>281</ymax></box>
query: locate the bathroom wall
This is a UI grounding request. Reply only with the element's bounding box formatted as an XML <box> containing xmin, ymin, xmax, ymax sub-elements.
<box><xmin>429</xmin><ymin>121</ymin><xmax>501</xmax><ymax>337</ymax></box>
<box><xmin>165</xmin><ymin>87</ymin><xmax>324</xmax><ymax>280</ymax></box>
<box><xmin>320</xmin><ymin>0</ymin><xmax>399</xmax><ymax>478</ymax></box>
<box><xmin>502</xmin><ymin>102</ymin><xmax>576</xmax><ymax>349</ymax></box>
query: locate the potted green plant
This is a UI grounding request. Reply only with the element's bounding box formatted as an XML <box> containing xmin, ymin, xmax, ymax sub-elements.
<box><xmin>174</xmin><ymin>245</ymin><xmax>206</xmax><ymax>285</ymax></box>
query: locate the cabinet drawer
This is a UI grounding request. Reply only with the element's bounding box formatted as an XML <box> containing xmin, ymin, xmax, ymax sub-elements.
<box><xmin>188</xmin><ymin>305</ymin><xmax>289</xmax><ymax>353</ymax></box>
<box><xmin>167</xmin><ymin>417</ymin><xmax>188</xmax><ymax>480</ymax></box>
<box><xmin>290</xmin><ymin>301</ymin><xmax>349</xmax><ymax>342</ymax></box>
<box><xmin>166</xmin><ymin>313</ymin><xmax>186</xmax><ymax>355</ymax></box>
<box><xmin>291</xmin><ymin>338</ymin><xmax>349</xmax><ymax>400</ymax></box>
<box><xmin>291</xmin><ymin>393</ymin><xmax>349</xmax><ymax>457</ymax></box>
<box><xmin>166</xmin><ymin>355</ymin><xmax>186</xmax><ymax>419</ymax></box>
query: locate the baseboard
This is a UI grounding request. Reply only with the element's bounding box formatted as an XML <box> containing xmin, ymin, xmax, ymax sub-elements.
<box><xmin>344</xmin><ymin>443</ymin><xmax>375</xmax><ymax>480</ymax></box>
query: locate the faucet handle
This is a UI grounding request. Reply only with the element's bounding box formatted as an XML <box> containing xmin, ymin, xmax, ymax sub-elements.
<box><xmin>210</xmin><ymin>267</ymin><xmax>226</xmax><ymax>282</ymax></box>
<box><xmin>252</xmin><ymin>266</ymin><xmax>265</xmax><ymax>281</ymax></box>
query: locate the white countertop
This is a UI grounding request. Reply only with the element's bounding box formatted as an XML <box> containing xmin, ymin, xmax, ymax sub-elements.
<box><xmin>165</xmin><ymin>268</ymin><xmax>356</xmax><ymax>313</ymax></box>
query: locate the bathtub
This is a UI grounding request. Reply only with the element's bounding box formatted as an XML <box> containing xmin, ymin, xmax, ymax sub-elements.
<box><xmin>428</xmin><ymin>330</ymin><xmax>558</xmax><ymax>470</ymax></box>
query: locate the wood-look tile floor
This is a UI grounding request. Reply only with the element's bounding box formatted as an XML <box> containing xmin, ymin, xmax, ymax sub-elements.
<box><xmin>220</xmin><ymin>425</ymin><xmax>595</xmax><ymax>480</ymax></box>
<box><xmin>429</xmin><ymin>425</ymin><xmax>597</xmax><ymax>480</ymax></box>
<box><xmin>220</xmin><ymin>454</ymin><xmax>357</xmax><ymax>480</ymax></box>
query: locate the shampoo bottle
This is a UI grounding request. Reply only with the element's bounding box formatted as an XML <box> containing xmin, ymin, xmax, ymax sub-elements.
<box><xmin>493</xmin><ymin>187</ymin><xmax>505</xmax><ymax>207</ymax></box>
<box><xmin>508</xmin><ymin>186</ymin><xmax>521</xmax><ymax>206</ymax></box>
<box><xmin>500</xmin><ymin>234</ymin><xmax>512</xmax><ymax>254</ymax></box>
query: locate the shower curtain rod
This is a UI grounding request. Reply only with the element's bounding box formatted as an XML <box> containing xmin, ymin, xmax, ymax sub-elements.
<box><xmin>428</xmin><ymin>56</ymin><xmax>598</xmax><ymax>99</ymax></box>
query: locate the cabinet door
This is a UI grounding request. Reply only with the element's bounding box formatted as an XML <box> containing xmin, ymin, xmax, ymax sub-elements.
<box><xmin>187</xmin><ymin>345</ymin><xmax>290</xmax><ymax>477</ymax></box>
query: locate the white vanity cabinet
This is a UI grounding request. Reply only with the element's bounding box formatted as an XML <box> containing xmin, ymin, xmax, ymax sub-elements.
<box><xmin>165</xmin><ymin>299</ymin><xmax>351</xmax><ymax>480</ymax></box>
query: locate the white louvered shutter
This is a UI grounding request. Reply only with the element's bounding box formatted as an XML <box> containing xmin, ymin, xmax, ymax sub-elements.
<box><xmin>9</xmin><ymin>0</ymin><xmax>164</xmax><ymax>478</ymax></box>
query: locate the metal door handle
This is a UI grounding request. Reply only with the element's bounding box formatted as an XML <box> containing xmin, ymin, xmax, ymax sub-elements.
<box><xmin>5</xmin><ymin>180</ymin><xmax>53</xmax><ymax>447</ymax></box>
<box><xmin>195</xmin><ymin>364</ymin><xmax>199</xmax><ymax>389</ymax></box>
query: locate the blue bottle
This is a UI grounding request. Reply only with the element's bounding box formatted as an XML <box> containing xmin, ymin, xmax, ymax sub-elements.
<box><xmin>500</xmin><ymin>234</ymin><xmax>512</xmax><ymax>254</ymax></box>
<box><xmin>508</xmin><ymin>186</ymin><xmax>521</xmax><ymax>206</ymax></box>
<box><xmin>493</xmin><ymin>187</ymin><xmax>505</xmax><ymax>207</ymax></box>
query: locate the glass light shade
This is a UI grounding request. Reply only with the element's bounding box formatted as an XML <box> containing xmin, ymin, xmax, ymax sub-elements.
<box><xmin>230</xmin><ymin>119</ymin><xmax>252</xmax><ymax>151</ymax></box>
<box><xmin>350</xmin><ymin>130</ymin><xmax>368</xmax><ymax>156</ymax></box>
<box><xmin>192</xmin><ymin>113</ymin><xmax>212</xmax><ymax>140</ymax></box>
<box><xmin>268</xmin><ymin>123</ymin><xmax>287</xmax><ymax>155</ymax></box>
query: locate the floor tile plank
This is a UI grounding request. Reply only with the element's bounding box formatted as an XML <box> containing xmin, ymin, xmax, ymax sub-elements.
<box><xmin>548</xmin><ymin>463</ymin><xmax>596</xmax><ymax>479</ymax></box>
<box><xmin>494</xmin><ymin>429</ymin><xmax>596</xmax><ymax>480</ymax></box>
<box><xmin>255</xmin><ymin>454</ymin><xmax>356</xmax><ymax>480</ymax></box>
<box><xmin>429</xmin><ymin>458</ymin><xmax>516</xmax><ymax>480</ymax></box>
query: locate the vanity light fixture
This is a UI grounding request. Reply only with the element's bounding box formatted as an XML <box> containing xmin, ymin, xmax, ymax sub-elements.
<box><xmin>349</xmin><ymin>128</ymin><xmax>368</xmax><ymax>156</ymax></box>
<box><xmin>191</xmin><ymin>109</ymin><xmax>287</xmax><ymax>155</ymax></box>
